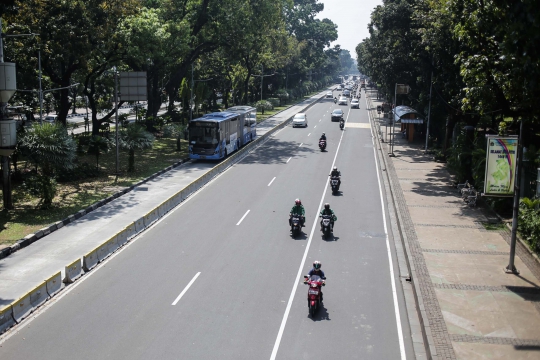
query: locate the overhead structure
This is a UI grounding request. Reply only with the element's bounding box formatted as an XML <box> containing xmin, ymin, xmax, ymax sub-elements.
<box><xmin>393</xmin><ymin>105</ymin><xmax>424</xmax><ymax>143</ymax></box>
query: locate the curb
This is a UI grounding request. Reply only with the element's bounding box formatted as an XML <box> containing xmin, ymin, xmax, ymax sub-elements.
<box><xmin>504</xmin><ymin>223</ymin><xmax>540</xmax><ymax>267</ymax></box>
<box><xmin>0</xmin><ymin>157</ymin><xmax>190</xmax><ymax>260</ymax></box>
<box><xmin>366</xmin><ymin>92</ymin><xmax>436</xmax><ymax>359</ymax></box>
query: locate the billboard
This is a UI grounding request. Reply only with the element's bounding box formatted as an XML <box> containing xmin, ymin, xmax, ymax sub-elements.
<box><xmin>484</xmin><ymin>136</ymin><xmax>518</xmax><ymax>196</ymax></box>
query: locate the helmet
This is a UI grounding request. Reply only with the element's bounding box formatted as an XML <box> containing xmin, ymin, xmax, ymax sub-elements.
<box><xmin>333</xmin><ymin>166</ymin><xmax>337</xmax><ymax>171</ymax></box>
<box><xmin>313</xmin><ymin>261</ymin><xmax>321</xmax><ymax>270</ymax></box>
<box><xmin>324</xmin><ymin>203</ymin><xmax>330</xmax><ymax>210</ymax></box>
<box><xmin>295</xmin><ymin>199</ymin><xmax>302</xmax><ymax>205</ymax></box>
<box><xmin>322</xmin><ymin>133</ymin><xmax>325</xmax><ymax>136</ymax></box>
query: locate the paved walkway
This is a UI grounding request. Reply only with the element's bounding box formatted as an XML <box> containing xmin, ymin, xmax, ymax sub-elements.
<box><xmin>0</xmin><ymin>90</ymin><xmax>329</xmax><ymax>307</ymax></box>
<box><xmin>367</xmin><ymin>89</ymin><xmax>540</xmax><ymax>359</ymax></box>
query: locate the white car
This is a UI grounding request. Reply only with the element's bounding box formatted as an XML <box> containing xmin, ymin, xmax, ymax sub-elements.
<box><xmin>43</xmin><ymin>115</ymin><xmax>58</xmax><ymax>124</ymax></box>
<box><xmin>350</xmin><ymin>99</ymin><xmax>359</xmax><ymax>109</ymax></box>
<box><xmin>292</xmin><ymin>113</ymin><xmax>308</xmax><ymax>127</ymax></box>
<box><xmin>326</xmin><ymin>91</ymin><xmax>333</xmax><ymax>98</ymax></box>
<box><xmin>337</xmin><ymin>97</ymin><xmax>348</xmax><ymax>105</ymax></box>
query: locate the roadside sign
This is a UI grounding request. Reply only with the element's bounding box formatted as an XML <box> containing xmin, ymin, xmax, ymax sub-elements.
<box><xmin>396</xmin><ymin>84</ymin><xmax>410</xmax><ymax>95</ymax></box>
<box><xmin>483</xmin><ymin>136</ymin><xmax>518</xmax><ymax>196</ymax></box>
<box><xmin>119</xmin><ymin>72</ymin><xmax>147</xmax><ymax>101</ymax></box>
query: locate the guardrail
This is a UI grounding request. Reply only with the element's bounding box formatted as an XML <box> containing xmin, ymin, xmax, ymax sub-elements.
<box><xmin>0</xmin><ymin>90</ymin><xmax>328</xmax><ymax>335</ymax></box>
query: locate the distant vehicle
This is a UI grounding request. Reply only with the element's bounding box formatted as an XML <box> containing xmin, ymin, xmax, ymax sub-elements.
<box><xmin>350</xmin><ymin>99</ymin><xmax>360</xmax><ymax>109</ymax></box>
<box><xmin>331</xmin><ymin>109</ymin><xmax>344</xmax><ymax>121</ymax></box>
<box><xmin>43</xmin><ymin>115</ymin><xmax>58</xmax><ymax>124</ymax></box>
<box><xmin>337</xmin><ymin>97</ymin><xmax>348</xmax><ymax>105</ymax></box>
<box><xmin>340</xmin><ymin>84</ymin><xmax>345</xmax><ymax>89</ymax></box>
<box><xmin>292</xmin><ymin>113</ymin><xmax>308</xmax><ymax>128</ymax></box>
<box><xmin>343</xmin><ymin>90</ymin><xmax>351</xmax><ymax>97</ymax></box>
<box><xmin>326</xmin><ymin>91</ymin><xmax>333</xmax><ymax>98</ymax></box>
<box><xmin>189</xmin><ymin>107</ymin><xmax>256</xmax><ymax>160</ymax></box>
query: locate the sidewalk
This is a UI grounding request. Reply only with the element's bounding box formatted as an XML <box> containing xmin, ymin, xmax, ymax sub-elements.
<box><xmin>0</xmin><ymin>89</ymin><xmax>329</xmax><ymax>314</ymax></box>
<box><xmin>367</xmin><ymin>90</ymin><xmax>540</xmax><ymax>359</ymax></box>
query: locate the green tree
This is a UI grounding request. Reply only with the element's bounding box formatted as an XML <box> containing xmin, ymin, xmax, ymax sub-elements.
<box><xmin>18</xmin><ymin>123</ymin><xmax>76</xmax><ymax>207</ymax></box>
<box><xmin>120</xmin><ymin>124</ymin><xmax>155</xmax><ymax>172</ymax></box>
<box><xmin>87</xmin><ymin>135</ymin><xmax>110</xmax><ymax>171</ymax></box>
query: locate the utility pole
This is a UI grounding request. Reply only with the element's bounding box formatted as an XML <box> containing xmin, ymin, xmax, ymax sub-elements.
<box><xmin>261</xmin><ymin>64</ymin><xmax>264</xmax><ymax>101</ymax></box>
<box><xmin>425</xmin><ymin>70</ymin><xmax>433</xmax><ymax>152</ymax></box>
<box><xmin>114</xmin><ymin>66</ymin><xmax>119</xmax><ymax>176</ymax></box>
<box><xmin>38</xmin><ymin>50</ymin><xmax>43</xmax><ymax>123</ymax></box>
<box><xmin>189</xmin><ymin>62</ymin><xmax>212</xmax><ymax>122</ymax></box>
<box><xmin>506</xmin><ymin>120</ymin><xmax>524</xmax><ymax>274</ymax></box>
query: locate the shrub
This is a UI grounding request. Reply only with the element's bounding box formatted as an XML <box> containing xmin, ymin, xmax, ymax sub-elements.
<box><xmin>255</xmin><ymin>100</ymin><xmax>273</xmax><ymax>114</ymax></box>
<box><xmin>267</xmin><ymin>98</ymin><xmax>280</xmax><ymax>108</ymax></box>
<box><xmin>518</xmin><ymin>197</ymin><xmax>540</xmax><ymax>252</ymax></box>
<box><xmin>57</xmin><ymin>162</ymin><xmax>100</xmax><ymax>182</ymax></box>
<box><xmin>22</xmin><ymin>175</ymin><xmax>57</xmax><ymax>209</ymax></box>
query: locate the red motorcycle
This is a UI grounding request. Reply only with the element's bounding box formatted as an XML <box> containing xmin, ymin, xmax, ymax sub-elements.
<box><xmin>319</xmin><ymin>139</ymin><xmax>326</xmax><ymax>152</ymax></box>
<box><xmin>304</xmin><ymin>274</ymin><xmax>325</xmax><ymax>317</ymax></box>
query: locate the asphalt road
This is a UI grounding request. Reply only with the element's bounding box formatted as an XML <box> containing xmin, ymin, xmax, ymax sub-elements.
<box><xmin>0</xmin><ymin>91</ymin><xmax>414</xmax><ymax>359</ymax></box>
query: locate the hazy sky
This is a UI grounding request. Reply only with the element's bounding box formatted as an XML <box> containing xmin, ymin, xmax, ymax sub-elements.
<box><xmin>317</xmin><ymin>0</ymin><xmax>382</xmax><ymax>58</ymax></box>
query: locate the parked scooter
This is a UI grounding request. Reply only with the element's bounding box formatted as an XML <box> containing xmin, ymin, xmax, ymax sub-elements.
<box><xmin>304</xmin><ymin>274</ymin><xmax>325</xmax><ymax>317</ymax></box>
<box><xmin>319</xmin><ymin>139</ymin><xmax>326</xmax><ymax>151</ymax></box>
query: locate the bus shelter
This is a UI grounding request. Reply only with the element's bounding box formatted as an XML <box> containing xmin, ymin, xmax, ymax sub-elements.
<box><xmin>393</xmin><ymin>105</ymin><xmax>424</xmax><ymax>142</ymax></box>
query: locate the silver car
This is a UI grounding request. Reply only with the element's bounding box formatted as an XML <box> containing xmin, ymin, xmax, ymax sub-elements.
<box><xmin>292</xmin><ymin>113</ymin><xmax>308</xmax><ymax>127</ymax></box>
<box><xmin>350</xmin><ymin>99</ymin><xmax>360</xmax><ymax>109</ymax></box>
<box><xmin>338</xmin><ymin>97</ymin><xmax>348</xmax><ymax>105</ymax></box>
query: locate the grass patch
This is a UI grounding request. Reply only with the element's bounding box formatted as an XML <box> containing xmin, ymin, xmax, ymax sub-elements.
<box><xmin>0</xmin><ymin>137</ymin><xmax>188</xmax><ymax>247</ymax></box>
<box><xmin>482</xmin><ymin>222</ymin><xmax>506</xmax><ymax>231</ymax></box>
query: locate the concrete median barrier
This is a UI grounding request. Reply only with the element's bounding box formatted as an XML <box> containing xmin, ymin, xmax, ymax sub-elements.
<box><xmin>0</xmin><ymin>305</ymin><xmax>15</xmax><ymax>334</ymax></box>
<box><xmin>29</xmin><ymin>281</ymin><xmax>49</xmax><ymax>309</ymax></box>
<box><xmin>157</xmin><ymin>202</ymin><xmax>167</xmax><ymax>218</ymax></box>
<box><xmin>124</xmin><ymin>222</ymin><xmax>137</xmax><ymax>240</ymax></box>
<box><xmin>45</xmin><ymin>271</ymin><xmax>62</xmax><ymax>297</ymax></box>
<box><xmin>134</xmin><ymin>217</ymin><xmax>145</xmax><ymax>233</ymax></box>
<box><xmin>107</xmin><ymin>234</ymin><xmax>120</xmax><ymax>254</ymax></box>
<box><xmin>83</xmin><ymin>248</ymin><xmax>99</xmax><ymax>271</ymax></box>
<box><xmin>12</xmin><ymin>291</ymin><xmax>33</xmax><ymax>323</ymax></box>
<box><xmin>64</xmin><ymin>258</ymin><xmax>82</xmax><ymax>284</ymax></box>
<box><xmin>144</xmin><ymin>208</ymin><xmax>159</xmax><ymax>227</ymax></box>
<box><xmin>116</xmin><ymin>228</ymin><xmax>128</xmax><ymax>247</ymax></box>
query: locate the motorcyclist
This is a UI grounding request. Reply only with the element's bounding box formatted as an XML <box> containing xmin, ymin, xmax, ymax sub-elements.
<box><xmin>329</xmin><ymin>166</ymin><xmax>341</xmax><ymax>188</ymax></box>
<box><xmin>319</xmin><ymin>203</ymin><xmax>337</xmax><ymax>232</ymax></box>
<box><xmin>320</xmin><ymin>133</ymin><xmax>326</xmax><ymax>141</ymax></box>
<box><xmin>305</xmin><ymin>260</ymin><xmax>326</xmax><ymax>300</ymax></box>
<box><xmin>333</xmin><ymin>97</ymin><xmax>337</xmax><ymax>104</ymax></box>
<box><xmin>289</xmin><ymin>198</ymin><xmax>306</xmax><ymax>229</ymax></box>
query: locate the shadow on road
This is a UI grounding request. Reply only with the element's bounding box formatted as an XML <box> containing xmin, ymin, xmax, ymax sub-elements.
<box><xmin>311</xmin><ymin>304</ymin><xmax>331</xmax><ymax>321</ymax></box>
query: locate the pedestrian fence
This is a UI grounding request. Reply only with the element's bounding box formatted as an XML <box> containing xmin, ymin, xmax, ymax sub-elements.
<box><xmin>0</xmin><ymin>90</ymin><xmax>328</xmax><ymax>335</ymax></box>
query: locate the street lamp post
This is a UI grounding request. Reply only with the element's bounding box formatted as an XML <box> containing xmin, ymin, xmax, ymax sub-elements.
<box><xmin>190</xmin><ymin>63</ymin><xmax>212</xmax><ymax>122</ymax></box>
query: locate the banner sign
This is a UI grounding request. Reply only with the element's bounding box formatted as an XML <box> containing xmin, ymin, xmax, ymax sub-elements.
<box><xmin>484</xmin><ymin>136</ymin><xmax>518</xmax><ymax>196</ymax></box>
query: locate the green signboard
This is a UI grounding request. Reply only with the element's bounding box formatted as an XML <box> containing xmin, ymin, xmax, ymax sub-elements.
<box><xmin>484</xmin><ymin>136</ymin><xmax>518</xmax><ymax>196</ymax></box>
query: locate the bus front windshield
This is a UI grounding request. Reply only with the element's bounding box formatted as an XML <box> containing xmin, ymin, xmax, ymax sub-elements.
<box><xmin>190</xmin><ymin>124</ymin><xmax>219</xmax><ymax>147</ymax></box>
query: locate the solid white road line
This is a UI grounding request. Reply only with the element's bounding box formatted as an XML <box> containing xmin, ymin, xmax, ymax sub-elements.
<box><xmin>172</xmin><ymin>272</ymin><xmax>201</xmax><ymax>305</ymax></box>
<box><xmin>268</xmin><ymin>177</ymin><xmax>276</xmax><ymax>187</ymax></box>
<box><xmin>365</xmin><ymin>95</ymin><xmax>407</xmax><ymax>359</ymax></box>
<box><xmin>269</xmin><ymin>108</ymin><xmax>350</xmax><ymax>360</ymax></box>
<box><xmin>236</xmin><ymin>210</ymin><xmax>250</xmax><ymax>225</ymax></box>
<box><xmin>286</xmin><ymin>157</ymin><xmax>292</xmax><ymax>163</ymax></box>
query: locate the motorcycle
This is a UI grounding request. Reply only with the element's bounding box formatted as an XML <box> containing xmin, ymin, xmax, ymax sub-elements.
<box><xmin>339</xmin><ymin>119</ymin><xmax>344</xmax><ymax>130</ymax></box>
<box><xmin>304</xmin><ymin>274</ymin><xmax>325</xmax><ymax>317</ymax></box>
<box><xmin>290</xmin><ymin>215</ymin><xmax>302</xmax><ymax>237</ymax></box>
<box><xmin>319</xmin><ymin>139</ymin><xmax>326</xmax><ymax>152</ymax></box>
<box><xmin>333</xmin><ymin>98</ymin><xmax>337</xmax><ymax>104</ymax></box>
<box><xmin>320</xmin><ymin>214</ymin><xmax>333</xmax><ymax>238</ymax></box>
<box><xmin>330</xmin><ymin>176</ymin><xmax>340</xmax><ymax>194</ymax></box>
